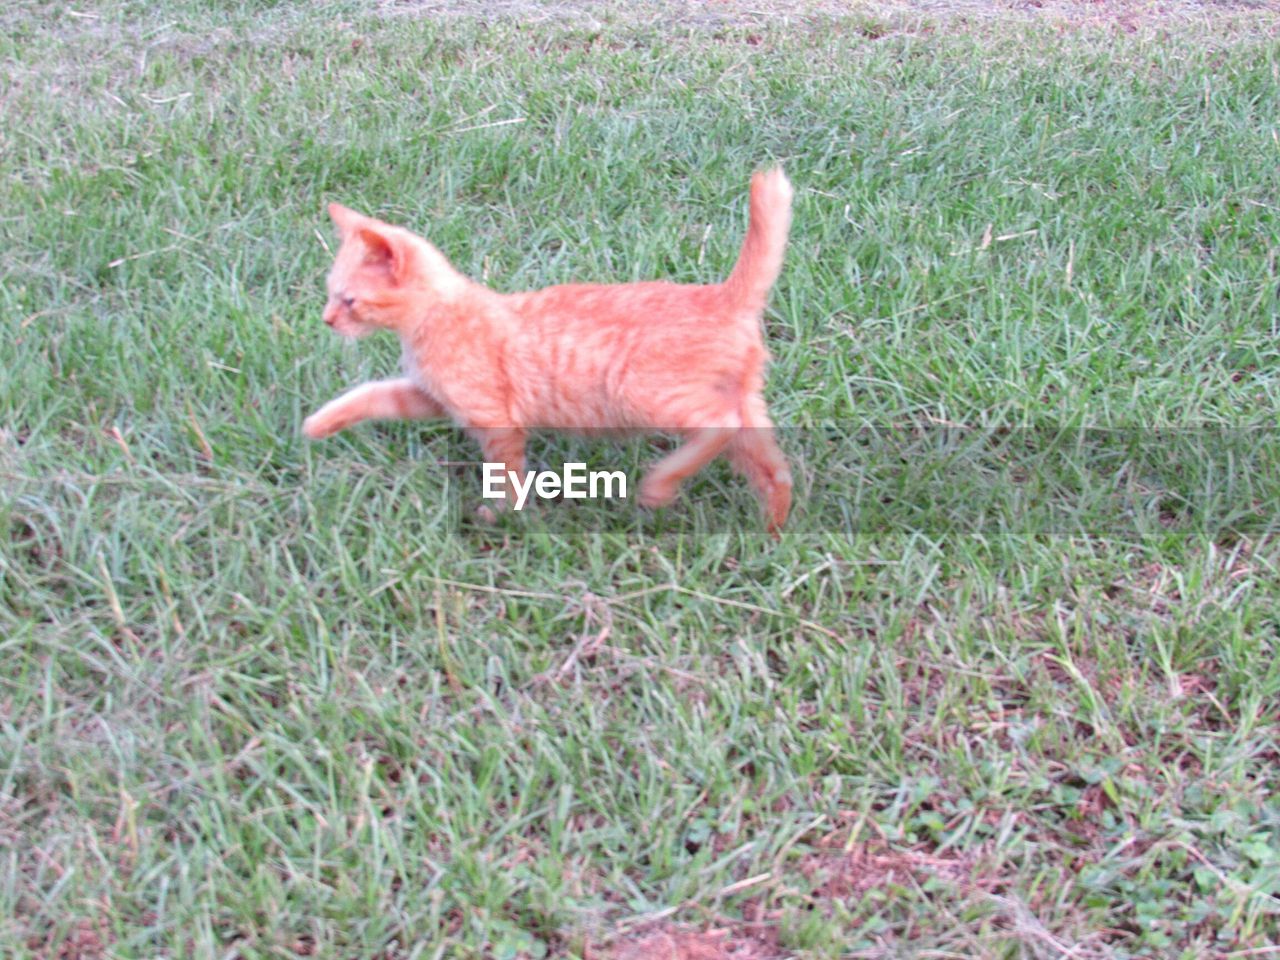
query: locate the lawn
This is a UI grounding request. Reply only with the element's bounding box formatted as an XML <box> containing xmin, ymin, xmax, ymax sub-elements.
<box><xmin>2</xmin><ymin>1</ymin><xmax>1279</xmax><ymax>957</ymax></box>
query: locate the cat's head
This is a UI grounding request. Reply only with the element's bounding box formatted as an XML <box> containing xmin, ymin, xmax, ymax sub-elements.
<box><xmin>322</xmin><ymin>204</ymin><xmax>463</xmax><ymax>338</ymax></box>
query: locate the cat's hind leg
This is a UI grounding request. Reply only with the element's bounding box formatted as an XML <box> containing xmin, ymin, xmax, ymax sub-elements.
<box><xmin>725</xmin><ymin>393</ymin><xmax>791</xmax><ymax>533</ymax></box>
<box><xmin>637</xmin><ymin>424</ymin><xmax>737</xmax><ymax>511</ymax></box>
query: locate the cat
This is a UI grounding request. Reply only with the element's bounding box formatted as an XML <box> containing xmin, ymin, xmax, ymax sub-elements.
<box><xmin>303</xmin><ymin>168</ymin><xmax>794</xmax><ymax>533</ymax></box>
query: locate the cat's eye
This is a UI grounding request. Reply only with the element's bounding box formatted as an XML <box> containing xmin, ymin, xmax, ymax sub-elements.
<box><xmin>341</xmin><ymin>296</ymin><xmax>355</xmax><ymax>308</ymax></box>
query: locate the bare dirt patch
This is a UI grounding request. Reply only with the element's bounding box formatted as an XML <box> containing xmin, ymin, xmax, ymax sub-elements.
<box><xmin>27</xmin><ymin>917</ymin><xmax>112</xmax><ymax>960</ymax></box>
<box><xmin>601</xmin><ymin>924</ymin><xmax>784</xmax><ymax>960</ymax></box>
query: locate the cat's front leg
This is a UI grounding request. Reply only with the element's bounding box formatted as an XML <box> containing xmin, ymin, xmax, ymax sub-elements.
<box><xmin>472</xmin><ymin>426</ymin><xmax>528</xmax><ymax>516</ymax></box>
<box><xmin>303</xmin><ymin>378</ymin><xmax>445</xmax><ymax>439</ymax></box>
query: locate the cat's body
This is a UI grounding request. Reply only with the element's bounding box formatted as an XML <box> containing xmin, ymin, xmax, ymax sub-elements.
<box><xmin>304</xmin><ymin>168</ymin><xmax>794</xmax><ymax>532</ymax></box>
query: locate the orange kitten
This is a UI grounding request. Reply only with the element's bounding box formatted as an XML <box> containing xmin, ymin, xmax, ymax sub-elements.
<box><xmin>303</xmin><ymin>169</ymin><xmax>794</xmax><ymax>532</ymax></box>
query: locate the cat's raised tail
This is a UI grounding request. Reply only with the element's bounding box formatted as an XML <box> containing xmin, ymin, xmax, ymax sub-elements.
<box><xmin>723</xmin><ymin>167</ymin><xmax>794</xmax><ymax>313</ymax></box>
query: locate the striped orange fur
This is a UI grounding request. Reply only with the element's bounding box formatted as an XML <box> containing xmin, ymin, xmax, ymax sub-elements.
<box><xmin>304</xmin><ymin>169</ymin><xmax>794</xmax><ymax>532</ymax></box>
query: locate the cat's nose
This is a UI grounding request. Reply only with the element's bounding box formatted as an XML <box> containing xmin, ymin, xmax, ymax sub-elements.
<box><xmin>322</xmin><ymin>305</ymin><xmax>339</xmax><ymax>326</ymax></box>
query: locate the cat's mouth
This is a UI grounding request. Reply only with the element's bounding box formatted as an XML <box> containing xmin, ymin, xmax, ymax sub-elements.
<box><xmin>326</xmin><ymin>317</ymin><xmax>375</xmax><ymax>339</ymax></box>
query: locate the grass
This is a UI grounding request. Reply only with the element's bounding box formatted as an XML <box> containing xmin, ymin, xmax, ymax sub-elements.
<box><xmin>2</xmin><ymin>1</ymin><xmax>1280</xmax><ymax>957</ymax></box>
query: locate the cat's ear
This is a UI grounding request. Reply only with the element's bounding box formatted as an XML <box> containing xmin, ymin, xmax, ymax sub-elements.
<box><xmin>328</xmin><ymin>202</ymin><xmax>364</xmax><ymax>236</ymax></box>
<box><xmin>356</xmin><ymin>225</ymin><xmax>414</xmax><ymax>284</ymax></box>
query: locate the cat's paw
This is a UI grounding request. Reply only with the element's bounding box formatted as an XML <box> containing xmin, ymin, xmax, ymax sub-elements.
<box><xmin>637</xmin><ymin>476</ymin><xmax>677</xmax><ymax>510</ymax></box>
<box><xmin>303</xmin><ymin>412</ymin><xmax>337</xmax><ymax>439</ymax></box>
<box><xmin>474</xmin><ymin>500</ymin><xmax>509</xmax><ymax>524</ymax></box>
